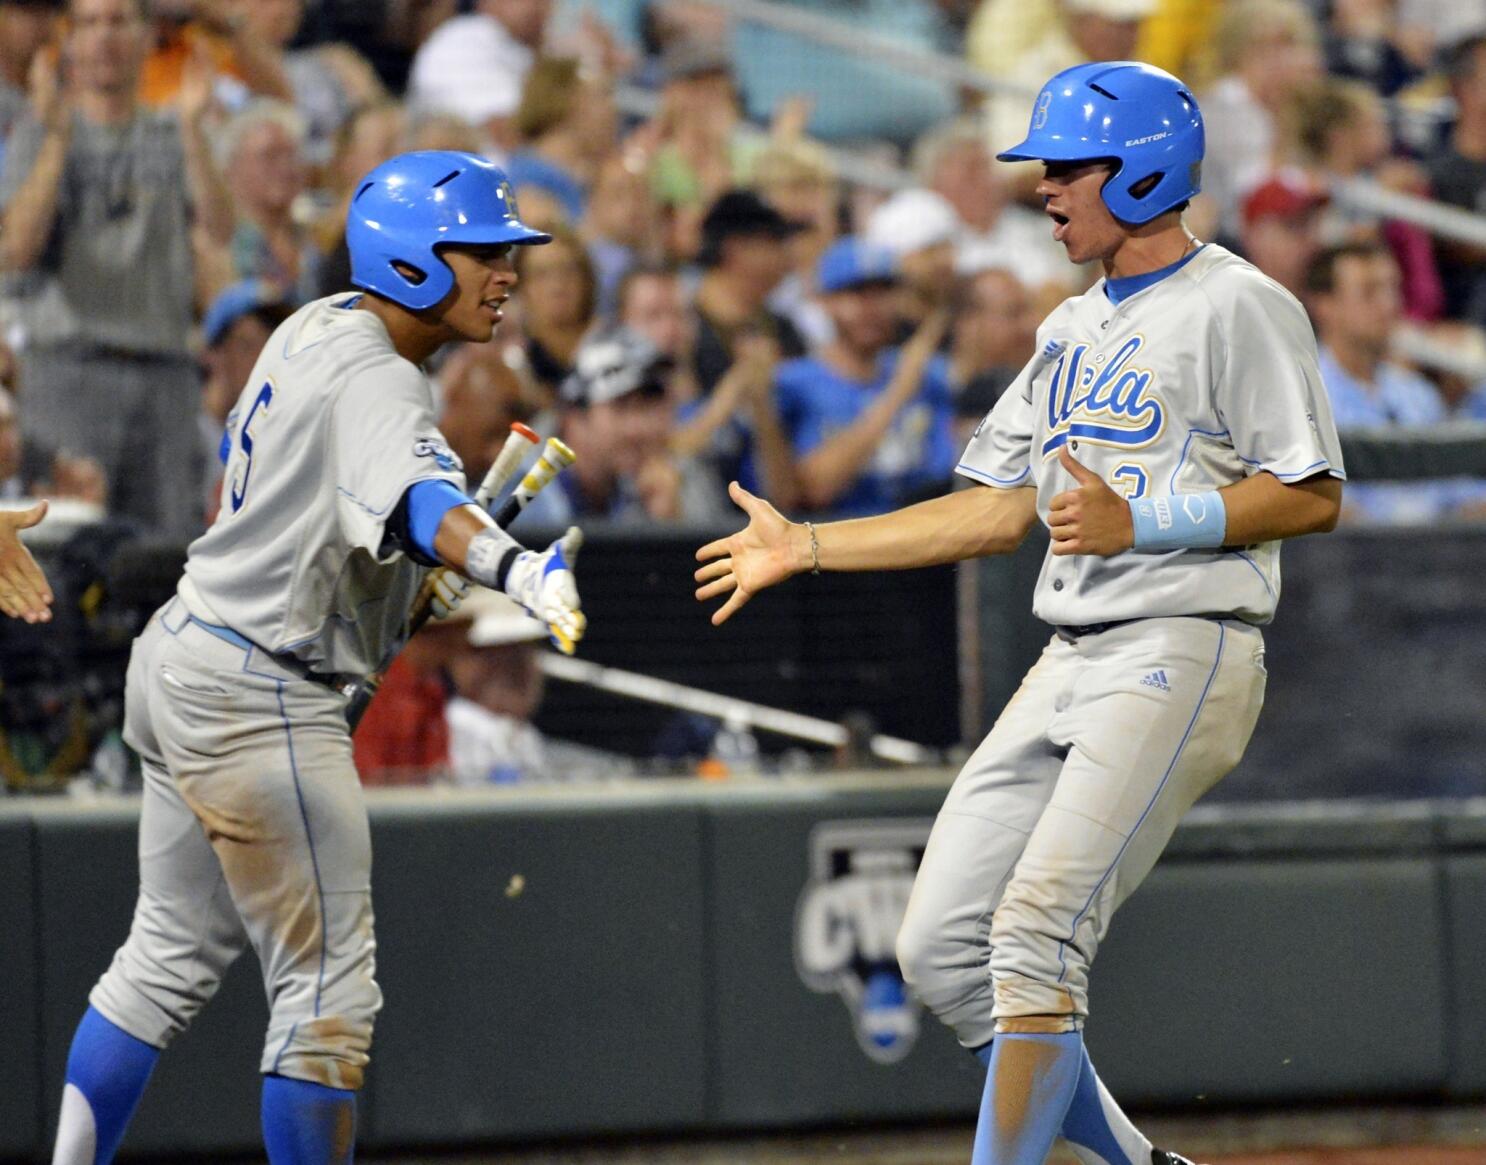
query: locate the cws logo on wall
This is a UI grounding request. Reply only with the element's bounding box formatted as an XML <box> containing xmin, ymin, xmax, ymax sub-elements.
<box><xmin>793</xmin><ymin>819</ymin><xmax>934</xmax><ymax>1064</ymax></box>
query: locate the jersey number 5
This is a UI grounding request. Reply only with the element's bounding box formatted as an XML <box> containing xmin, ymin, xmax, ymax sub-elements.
<box><xmin>229</xmin><ymin>380</ymin><xmax>274</xmax><ymax>514</ymax></box>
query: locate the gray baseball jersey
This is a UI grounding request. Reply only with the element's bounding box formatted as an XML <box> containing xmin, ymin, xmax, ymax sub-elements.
<box><xmin>957</xmin><ymin>244</ymin><xmax>1346</xmax><ymax>627</ymax></box>
<box><xmin>183</xmin><ymin>293</ymin><xmax>466</xmax><ymax>677</ymax></box>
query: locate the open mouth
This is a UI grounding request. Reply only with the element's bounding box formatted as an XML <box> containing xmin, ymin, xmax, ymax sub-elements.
<box><xmin>1047</xmin><ymin>210</ymin><xmax>1071</xmax><ymax>242</ymax></box>
<box><xmin>481</xmin><ymin>296</ymin><xmax>507</xmax><ymax>320</ymax></box>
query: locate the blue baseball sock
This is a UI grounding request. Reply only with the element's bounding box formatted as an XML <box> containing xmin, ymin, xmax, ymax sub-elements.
<box><xmin>54</xmin><ymin>1005</ymin><xmax>161</xmax><ymax>1164</ymax></box>
<box><xmin>261</xmin><ymin>1074</ymin><xmax>357</xmax><ymax>1164</ymax></box>
<box><xmin>974</xmin><ymin>1039</ymin><xmax>1150</xmax><ymax>1165</ymax></box>
<box><xmin>971</xmin><ymin>1031</ymin><xmax>1083</xmax><ymax>1165</ymax></box>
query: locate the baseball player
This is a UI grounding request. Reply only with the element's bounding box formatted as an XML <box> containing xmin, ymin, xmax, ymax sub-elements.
<box><xmin>49</xmin><ymin>151</ymin><xmax>584</xmax><ymax>1165</ymax></box>
<box><xmin>696</xmin><ymin>63</ymin><xmax>1344</xmax><ymax>1165</ymax></box>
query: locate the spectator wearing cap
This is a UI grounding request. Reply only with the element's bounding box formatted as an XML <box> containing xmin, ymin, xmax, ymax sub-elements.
<box><xmin>1200</xmin><ymin>0</ymin><xmax>1322</xmax><ymax>242</ymax></box>
<box><xmin>0</xmin><ymin>0</ymin><xmax>234</xmax><ymax>541</ymax></box>
<box><xmin>0</xmin><ymin>0</ymin><xmax>60</xmax><ymax>146</ymax></box>
<box><xmin>864</xmin><ymin>188</ymin><xmax>959</xmax><ymax>337</ymax></box>
<box><xmin>1306</xmin><ymin>242</ymin><xmax>1481</xmax><ymax>523</ymax></box>
<box><xmin>505</xmin><ymin>56</ymin><xmax>617</xmax><ymax>225</ymax></box>
<box><xmin>407</xmin><ymin>0</ymin><xmax>551</xmax><ymax>150</ymax></box>
<box><xmin>199</xmin><ymin>279</ymin><xmax>291</xmax><ymax>521</ymax></box>
<box><xmin>972</xmin><ymin>0</ymin><xmax>1157</xmax><ymax>195</ymax></box>
<box><xmin>911</xmin><ymin>119</ymin><xmax>1074</xmax><ymax>300</ymax></box>
<box><xmin>522</xmin><ymin>326</ymin><xmax>724</xmax><ymax>524</ymax></box>
<box><xmin>764</xmin><ymin>237</ymin><xmax>955</xmax><ymax>517</ymax></box>
<box><xmin>948</xmin><ymin>267</ymin><xmax>1039</xmax><ymax>446</ymax></box>
<box><xmin>446</xmin><ymin>587</ymin><xmax>625</xmax><ymax>784</ymax></box>
<box><xmin>1238</xmin><ymin>174</ymin><xmax>1329</xmax><ymax>299</ymax></box>
<box><xmin>1428</xmin><ymin>34</ymin><xmax>1486</xmax><ymax>329</ymax></box>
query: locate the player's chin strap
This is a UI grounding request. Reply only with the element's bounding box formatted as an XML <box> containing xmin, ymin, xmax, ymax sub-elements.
<box><xmin>1128</xmin><ymin>491</ymin><xmax>1226</xmax><ymax>553</ymax></box>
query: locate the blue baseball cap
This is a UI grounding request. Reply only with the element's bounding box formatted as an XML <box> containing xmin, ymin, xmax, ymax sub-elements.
<box><xmin>202</xmin><ymin>280</ymin><xmax>291</xmax><ymax>347</ymax></box>
<box><xmin>817</xmin><ymin>237</ymin><xmax>898</xmax><ymax>294</ymax></box>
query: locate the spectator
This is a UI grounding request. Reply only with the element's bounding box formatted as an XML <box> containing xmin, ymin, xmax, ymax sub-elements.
<box><xmin>769</xmin><ymin>237</ymin><xmax>955</xmax><ymax>516</ymax></box>
<box><xmin>0</xmin><ymin>383</ymin><xmax>105</xmax><ymax>504</ymax></box>
<box><xmin>407</xmin><ymin>0</ymin><xmax>550</xmax><ymax>150</ymax></box>
<box><xmin>139</xmin><ymin>0</ymin><xmax>292</xmax><ymax>108</ymax></box>
<box><xmin>616</xmin><ymin>262</ymin><xmax>690</xmax><ymax>363</ymax></box>
<box><xmin>1306</xmin><ymin>241</ymin><xmax>1469</xmax><ymax>522</ymax></box>
<box><xmin>583</xmin><ymin>152</ymin><xmax>663</xmax><ymax>316</ymax></box>
<box><xmin>0</xmin><ymin>0</ymin><xmax>234</xmax><ymax>540</ymax></box>
<box><xmin>864</xmin><ymin>188</ymin><xmax>958</xmax><ymax>334</ymax></box>
<box><xmin>752</xmin><ymin>137</ymin><xmax>839</xmax><ymax>349</ymax></box>
<box><xmin>351</xmin><ymin>614</ymin><xmax>469</xmax><ymax>786</ymax></box>
<box><xmin>522</xmin><ymin>326</ymin><xmax>724</xmax><ymax>523</ymax></box>
<box><xmin>513</xmin><ymin>222</ymin><xmax>597</xmax><ymax>404</ymax></box>
<box><xmin>435</xmin><ymin>342</ymin><xmax>532</xmax><ymax>486</ymax></box>
<box><xmin>311</xmin><ymin>98</ymin><xmax>405</xmax><ymax>297</ymax></box>
<box><xmin>198</xmin><ymin>279</ymin><xmax>291</xmax><ymax>520</ymax></box>
<box><xmin>648</xmin><ymin>39</ymin><xmax>752</xmax><ymax>257</ymax></box>
<box><xmin>912</xmin><ymin>119</ymin><xmax>1073</xmax><ymax>298</ymax></box>
<box><xmin>0</xmin><ymin>0</ymin><xmax>60</xmax><ymax>144</ymax></box>
<box><xmin>1428</xmin><ymin>34</ymin><xmax>1486</xmax><ymax>328</ymax></box>
<box><xmin>1285</xmin><ymin>75</ymin><xmax>1444</xmax><ymax>320</ymax></box>
<box><xmin>948</xmin><ymin>267</ymin><xmax>1038</xmax><ymax>444</ymax></box>
<box><xmin>1324</xmin><ymin>0</ymin><xmax>1424</xmax><ymax>96</ymax></box>
<box><xmin>1201</xmin><ymin>0</ymin><xmax>1322</xmax><ymax>242</ymax></box>
<box><xmin>506</xmin><ymin>56</ymin><xmax>616</xmax><ymax>224</ymax></box>
<box><xmin>216</xmin><ymin>99</ymin><xmax>319</xmax><ymax>300</ymax></box>
<box><xmin>1238</xmin><ymin>174</ymin><xmax>1330</xmax><ymax>300</ymax></box>
<box><xmin>691</xmin><ymin>189</ymin><xmax>807</xmax><ymax>393</ymax></box>
<box><xmin>1412</xmin><ymin>320</ymin><xmax>1486</xmax><ymax>421</ymax></box>
<box><xmin>446</xmin><ymin>587</ymin><xmax>625</xmax><ymax>784</ymax></box>
<box><xmin>236</xmin><ymin>0</ymin><xmax>387</xmax><ymax>167</ymax></box>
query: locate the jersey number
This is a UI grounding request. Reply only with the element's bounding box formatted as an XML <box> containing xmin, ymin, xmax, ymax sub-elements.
<box><xmin>1111</xmin><ymin>463</ymin><xmax>1149</xmax><ymax>499</ymax></box>
<box><xmin>229</xmin><ymin>380</ymin><xmax>274</xmax><ymax>513</ymax></box>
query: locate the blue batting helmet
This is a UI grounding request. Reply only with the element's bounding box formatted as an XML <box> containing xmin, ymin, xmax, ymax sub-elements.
<box><xmin>347</xmin><ymin>151</ymin><xmax>551</xmax><ymax>311</ymax></box>
<box><xmin>997</xmin><ymin>61</ymin><xmax>1204</xmax><ymax>225</ymax></box>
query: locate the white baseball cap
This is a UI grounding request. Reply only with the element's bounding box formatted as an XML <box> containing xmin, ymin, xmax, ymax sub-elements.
<box><xmin>459</xmin><ymin>589</ymin><xmax>548</xmax><ymax>647</ymax></box>
<box><xmin>864</xmin><ymin>189</ymin><xmax>961</xmax><ymax>258</ymax></box>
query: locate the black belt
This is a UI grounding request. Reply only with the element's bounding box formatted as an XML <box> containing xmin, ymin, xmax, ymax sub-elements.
<box><xmin>1054</xmin><ymin>619</ymin><xmax>1141</xmax><ymax>641</ymax></box>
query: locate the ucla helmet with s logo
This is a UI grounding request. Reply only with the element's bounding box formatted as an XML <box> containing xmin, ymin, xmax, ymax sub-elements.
<box><xmin>346</xmin><ymin>150</ymin><xmax>551</xmax><ymax>312</ymax></box>
<box><xmin>997</xmin><ymin>61</ymin><xmax>1204</xmax><ymax>226</ymax></box>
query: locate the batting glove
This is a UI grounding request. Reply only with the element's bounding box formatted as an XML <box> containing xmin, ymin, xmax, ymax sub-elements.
<box><xmin>503</xmin><ymin>526</ymin><xmax>586</xmax><ymax>655</ymax></box>
<box><xmin>429</xmin><ymin>570</ymin><xmax>471</xmax><ymax>620</ymax></box>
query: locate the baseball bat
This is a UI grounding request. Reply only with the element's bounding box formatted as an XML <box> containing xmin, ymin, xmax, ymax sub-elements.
<box><xmin>344</xmin><ymin>422</ymin><xmax>541</xmax><ymax>730</ymax></box>
<box><xmin>492</xmin><ymin>437</ymin><xmax>577</xmax><ymax>527</ymax></box>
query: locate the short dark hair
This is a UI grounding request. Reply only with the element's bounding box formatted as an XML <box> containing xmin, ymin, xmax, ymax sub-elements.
<box><xmin>1303</xmin><ymin>241</ymin><xmax>1391</xmax><ymax>296</ymax></box>
<box><xmin>614</xmin><ymin>261</ymin><xmax>680</xmax><ymax>318</ymax></box>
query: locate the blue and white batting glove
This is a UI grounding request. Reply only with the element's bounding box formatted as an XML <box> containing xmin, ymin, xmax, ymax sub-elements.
<box><xmin>502</xmin><ymin>526</ymin><xmax>586</xmax><ymax>655</ymax></box>
<box><xmin>429</xmin><ymin>570</ymin><xmax>471</xmax><ymax>620</ymax></box>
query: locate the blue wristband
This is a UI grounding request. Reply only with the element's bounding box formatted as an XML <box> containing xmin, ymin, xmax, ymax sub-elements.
<box><xmin>1128</xmin><ymin>491</ymin><xmax>1227</xmax><ymax>552</ymax></box>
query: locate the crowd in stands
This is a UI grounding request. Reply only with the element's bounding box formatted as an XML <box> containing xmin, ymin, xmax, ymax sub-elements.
<box><xmin>0</xmin><ymin>0</ymin><xmax>1484</xmax><ymax>781</ymax></box>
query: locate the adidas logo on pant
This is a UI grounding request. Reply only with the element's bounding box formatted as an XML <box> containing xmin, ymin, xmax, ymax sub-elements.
<box><xmin>1140</xmin><ymin>670</ymin><xmax>1171</xmax><ymax>692</ymax></box>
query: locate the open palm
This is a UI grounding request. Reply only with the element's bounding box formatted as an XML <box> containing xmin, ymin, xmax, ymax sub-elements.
<box><xmin>694</xmin><ymin>482</ymin><xmax>803</xmax><ymax>625</ymax></box>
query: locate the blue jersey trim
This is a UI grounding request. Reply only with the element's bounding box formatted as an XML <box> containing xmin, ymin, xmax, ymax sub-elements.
<box><xmin>956</xmin><ymin>462</ymin><xmax>1031</xmax><ymax>487</ymax></box>
<box><xmin>1232</xmin><ymin>550</ymin><xmax>1276</xmax><ymax>599</ymax></box>
<box><xmin>1102</xmin><ymin>244</ymin><xmax>1206</xmax><ymax>305</ymax></box>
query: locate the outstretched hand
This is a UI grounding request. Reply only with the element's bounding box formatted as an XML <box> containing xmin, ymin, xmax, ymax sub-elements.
<box><xmin>0</xmin><ymin>501</ymin><xmax>54</xmax><ymax>622</ymax></box>
<box><xmin>694</xmin><ymin>482</ymin><xmax>804</xmax><ymax>625</ymax></box>
<box><xmin>1048</xmin><ymin>445</ymin><xmax>1133</xmax><ymax>556</ymax></box>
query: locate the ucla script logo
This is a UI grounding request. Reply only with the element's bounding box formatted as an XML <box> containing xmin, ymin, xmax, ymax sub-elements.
<box><xmin>1042</xmin><ymin>335</ymin><xmax>1164</xmax><ymax>458</ymax></box>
